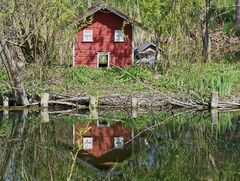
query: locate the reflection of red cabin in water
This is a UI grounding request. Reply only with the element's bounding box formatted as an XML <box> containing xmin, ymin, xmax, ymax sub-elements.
<box><xmin>73</xmin><ymin>4</ymin><xmax>134</xmax><ymax>68</ymax></box>
<box><xmin>75</xmin><ymin>121</ymin><xmax>132</xmax><ymax>158</ymax></box>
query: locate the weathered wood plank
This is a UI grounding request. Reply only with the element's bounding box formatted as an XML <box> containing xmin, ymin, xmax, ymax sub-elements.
<box><xmin>41</xmin><ymin>93</ymin><xmax>50</xmax><ymax>107</ymax></box>
<box><xmin>211</xmin><ymin>92</ymin><xmax>218</xmax><ymax>108</ymax></box>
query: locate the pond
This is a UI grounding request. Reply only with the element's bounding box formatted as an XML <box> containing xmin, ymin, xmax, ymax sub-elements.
<box><xmin>0</xmin><ymin>108</ymin><xmax>239</xmax><ymax>180</ymax></box>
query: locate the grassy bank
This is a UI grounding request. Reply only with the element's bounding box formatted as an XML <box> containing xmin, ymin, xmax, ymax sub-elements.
<box><xmin>1</xmin><ymin>60</ymin><xmax>240</xmax><ymax>101</ymax></box>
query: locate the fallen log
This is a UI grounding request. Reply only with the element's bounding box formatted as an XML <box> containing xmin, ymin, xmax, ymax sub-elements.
<box><xmin>219</xmin><ymin>101</ymin><xmax>240</xmax><ymax>106</ymax></box>
<box><xmin>1</xmin><ymin>92</ymin><xmax>240</xmax><ymax>110</ymax></box>
<box><xmin>48</xmin><ymin>100</ymin><xmax>87</xmax><ymax>109</ymax></box>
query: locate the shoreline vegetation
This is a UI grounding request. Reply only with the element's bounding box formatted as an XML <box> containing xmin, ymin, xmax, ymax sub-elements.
<box><xmin>1</xmin><ymin>0</ymin><xmax>240</xmax><ymax>109</ymax></box>
<box><xmin>1</xmin><ymin>50</ymin><xmax>240</xmax><ymax>110</ymax></box>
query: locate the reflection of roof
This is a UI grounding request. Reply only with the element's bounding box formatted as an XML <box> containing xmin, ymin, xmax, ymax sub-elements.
<box><xmin>134</xmin><ymin>41</ymin><xmax>156</xmax><ymax>55</ymax></box>
<box><xmin>79</xmin><ymin>143</ymin><xmax>132</xmax><ymax>170</ymax></box>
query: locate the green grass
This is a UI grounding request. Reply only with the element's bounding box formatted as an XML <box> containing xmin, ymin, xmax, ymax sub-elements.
<box><xmin>155</xmin><ymin>61</ymin><xmax>240</xmax><ymax>99</ymax></box>
<box><xmin>1</xmin><ymin>60</ymin><xmax>240</xmax><ymax>100</ymax></box>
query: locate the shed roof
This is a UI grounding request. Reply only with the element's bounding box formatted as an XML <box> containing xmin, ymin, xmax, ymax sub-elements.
<box><xmin>134</xmin><ymin>41</ymin><xmax>156</xmax><ymax>54</ymax></box>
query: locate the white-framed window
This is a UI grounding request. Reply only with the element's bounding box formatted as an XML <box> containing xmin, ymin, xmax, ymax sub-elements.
<box><xmin>97</xmin><ymin>52</ymin><xmax>110</xmax><ymax>68</ymax></box>
<box><xmin>83</xmin><ymin>137</ymin><xmax>93</xmax><ymax>150</ymax></box>
<box><xmin>83</xmin><ymin>29</ymin><xmax>93</xmax><ymax>42</ymax></box>
<box><xmin>114</xmin><ymin>137</ymin><xmax>124</xmax><ymax>149</ymax></box>
<box><xmin>114</xmin><ymin>30</ymin><xmax>124</xmax><ymax>42</ymax></box>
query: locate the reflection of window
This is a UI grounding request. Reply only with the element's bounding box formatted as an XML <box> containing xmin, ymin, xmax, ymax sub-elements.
<box><xmin>114</xmin><ymin>30</ymin><xmax>124</xmax><ymax>42</ymax></box>
<box><xmin>83</xmin><ymin>137</ymin><xmax>93</xmax><ymax>150</ymax></box>
<box><xmin>97</xmin><ymin>120</ymin><xmax>110</xmax><ymax>127</ymax></box>
<box><xmin>83</xmin><ymin>29</ymin><xmax>93</xmax><ymax>42</ymax></box>
<box><xmin>114</xmin><ymin>137</ymin><xmax>124</xmax><ymax>149</ymax></box>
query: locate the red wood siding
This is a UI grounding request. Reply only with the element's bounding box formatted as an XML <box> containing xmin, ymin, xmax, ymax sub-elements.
<box><xmin>75</xmin><ymin>122</ymin><xmax>132</xmax><ymax>158</ymax></box>
<box><xmin>74</xmin><ymin>10</ymin><xmax>133</xmax><ymax>68</ymax></box>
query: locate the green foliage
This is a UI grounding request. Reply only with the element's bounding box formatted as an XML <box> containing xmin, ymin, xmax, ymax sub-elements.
<box><xmin>0</xmin><ymin>0</ymin><xmax>87</xmax><ymax>66</ymax></box>
<box><xmin>1</xmin><ymin>0</ymin><xmax>239</xmax><ymax>100</ymax></box>
<box><xmin>0</xmin><ymin>69</ymin><xmax>11</xmax><ymax>95</ymax></box>
<box><xmin>67</xmin><ymin>66</ymin><xmax>93</xmax><ymax>85</ymax></box>
<box><xmin>1</xmin><ymin>58</ymin><xmax>240</xmax><ymax>100</ymax></box>
<box><xmin>155</xmin><ymin>61</ymin><xmax>240</xmax><ymax>99</ymax></box>
<box><xmin>0</xmin><ymin>116</ymin><xmax>12</xmax><ymax>136</ymax></box>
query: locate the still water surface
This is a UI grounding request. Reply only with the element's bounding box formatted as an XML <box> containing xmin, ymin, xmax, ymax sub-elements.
<box><xmin>0</xmin><ymin>109</ymin><xmax>239</xmax><ymax>180</ymax></box>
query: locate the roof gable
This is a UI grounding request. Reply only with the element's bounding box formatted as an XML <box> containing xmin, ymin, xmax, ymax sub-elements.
<box><xmin>78</xmin><ymin>4</ymin><xmax>131</xmax><ymax>22</ymax></box>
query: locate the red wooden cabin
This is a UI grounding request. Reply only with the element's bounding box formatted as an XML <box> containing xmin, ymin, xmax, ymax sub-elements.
<box><xmin>73</xmin><ymin>4</ymin><xmax>134</xmax><ymax>68</ymax></box>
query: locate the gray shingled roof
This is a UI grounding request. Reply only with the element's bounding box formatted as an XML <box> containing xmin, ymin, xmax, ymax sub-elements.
<box><xmin>134</xmin><ymin>41</ymin><xmax>156</xmax><ymax>55</ymax></box>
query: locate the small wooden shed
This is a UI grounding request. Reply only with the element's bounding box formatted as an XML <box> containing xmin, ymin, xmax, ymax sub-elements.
<box><xmin>73</xmin><ymin>4</ymin><xmax>134</xmax><ymax>68</ymax></box>
<box><xmin>134</xmin><ymin>41</ymin><xmax>156</xmax><ymax>60</ymax></box>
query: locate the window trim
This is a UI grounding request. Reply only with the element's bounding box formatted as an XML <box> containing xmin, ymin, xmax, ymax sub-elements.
<box><xmin>114</xmin><ymin>137</ymin><xmax>124</xmax><ymax>149</ymax></box>
<box><xmin>83</xmin><ymin>29</ymin><xmax>93</xmax><ymax>42</ymax></box>
<box><xmin>114</xmin><ymin>30</ymin><xmax>124</xmax><ymax>42</ymax></box>
<box><xmin>83</xmin><ymin>137</ymin><xmax>93</xmax><ymax>150</ymax></box>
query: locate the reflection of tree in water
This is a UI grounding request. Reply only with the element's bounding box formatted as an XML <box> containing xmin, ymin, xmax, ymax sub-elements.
<box><xmin>0</xmin><ymin>112</ymin><xmax>102</xmax><ymax>180</ymax></box>
<box><xmin>118</xmin><ymin>113</ymin><xmax>240</xmax><ymax>180</ymax></box>
<box><xmin>0</xmin><ymin>111</ymin><xmax>239</xmax><ymax>180</ymax></box>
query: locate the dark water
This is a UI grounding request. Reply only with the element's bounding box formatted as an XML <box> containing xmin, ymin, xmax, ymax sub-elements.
<box><xmin>0</xmin><ymin>109</ymin><xmax>239</xmax><ymax>180</ymax></box>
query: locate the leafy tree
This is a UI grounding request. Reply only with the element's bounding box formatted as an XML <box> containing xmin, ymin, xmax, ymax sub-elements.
<box><xmin>0</xmin><ymin>0</ymin><xmax>86</xmax><ymax>65</ymax></box>
<box><xmin>139</xmin><ymin>0</ymin><xmax>196</xmax><ymax>70</ymax></box>
<box><xmin>0</xmin><ymin>0</ymin><xmax>86</xmax><ymax>105</ymax></box>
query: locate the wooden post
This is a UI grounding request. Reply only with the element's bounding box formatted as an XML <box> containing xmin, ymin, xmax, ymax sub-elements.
<box><xmin>41</xmin><ymin>93</ymin><xmax>49</xmax><ymax>107</ymax></box>
<box><xmin>41</xmin><ymin>108</ymin><xmax>49</xmax><ymax>123</ymax></box>
<box><xmin>20</xmin><ymin>110</ymin><xmax>28</xmax><ymax>134</ymax></box>
<box><xmin>131</xmin><ymin>98</ymin><xmax>138</xmax><ymax>118</ymax></box>
<box><xmin>3</xmin><ymin>110</ymin><xmax>9</xmax><ymax>118</ymax></box>
<box><xmin>90</xmin><ymin>108</ymin><xmax>98</xmax><ymax>119</ymax></box>
<box><xmin>3</xmin><ymin>96</ymin><xmax>9</xmax><ymax>117</ymax></box>
<box><xmin>89</xmin><ymin>96</ymin><xmax>97</xmax><ymax>108</ymax></box>
<box><xmin>211</xmin><ymin>92</ymin><xmax>218</xmax><ymax>108</ymax></box>
<box><xmin>132</xmin><ymin>108</ymin><xmax>137</xmax><ymax>118</ymax></box>
<box><xmin>3</xmin><ymin>96</ymin><xmax>9</xmax><ymax>107</ymax></box>
<box><xmin>211</xmin><ymin>109</ymin><xmax>218</xmax><ymax>124</ymax></box>
<box><xmin>132</xmin><ymin>97</ymin><xmax>138</xmax><ymax>108</ymax></box>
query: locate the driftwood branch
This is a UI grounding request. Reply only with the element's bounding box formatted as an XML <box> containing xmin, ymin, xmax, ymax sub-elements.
<box><xmin>219</xmin><ymin>101</ymin><xmax>240</xmax><ymax>106</ymax></box>
<box><xmin>1</xmin><ymin>91</ymin><xmax>240</xmax><ymax>110</ymax></box>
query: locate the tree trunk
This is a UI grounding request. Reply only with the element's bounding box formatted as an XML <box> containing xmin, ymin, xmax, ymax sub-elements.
<box><xmin>202</xmin><ymin>0</ymin><xmax>211</xmax><ymax>60</ymax></box>
<box><xmin>237</xmin><ymin>0</ymin><xmax>240</xmax><ymax>28</ymax></box>
<box><xmin>0</xmin><ymin>40</ymin><xmax>29</xmax><ymax>106</ymax></box>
